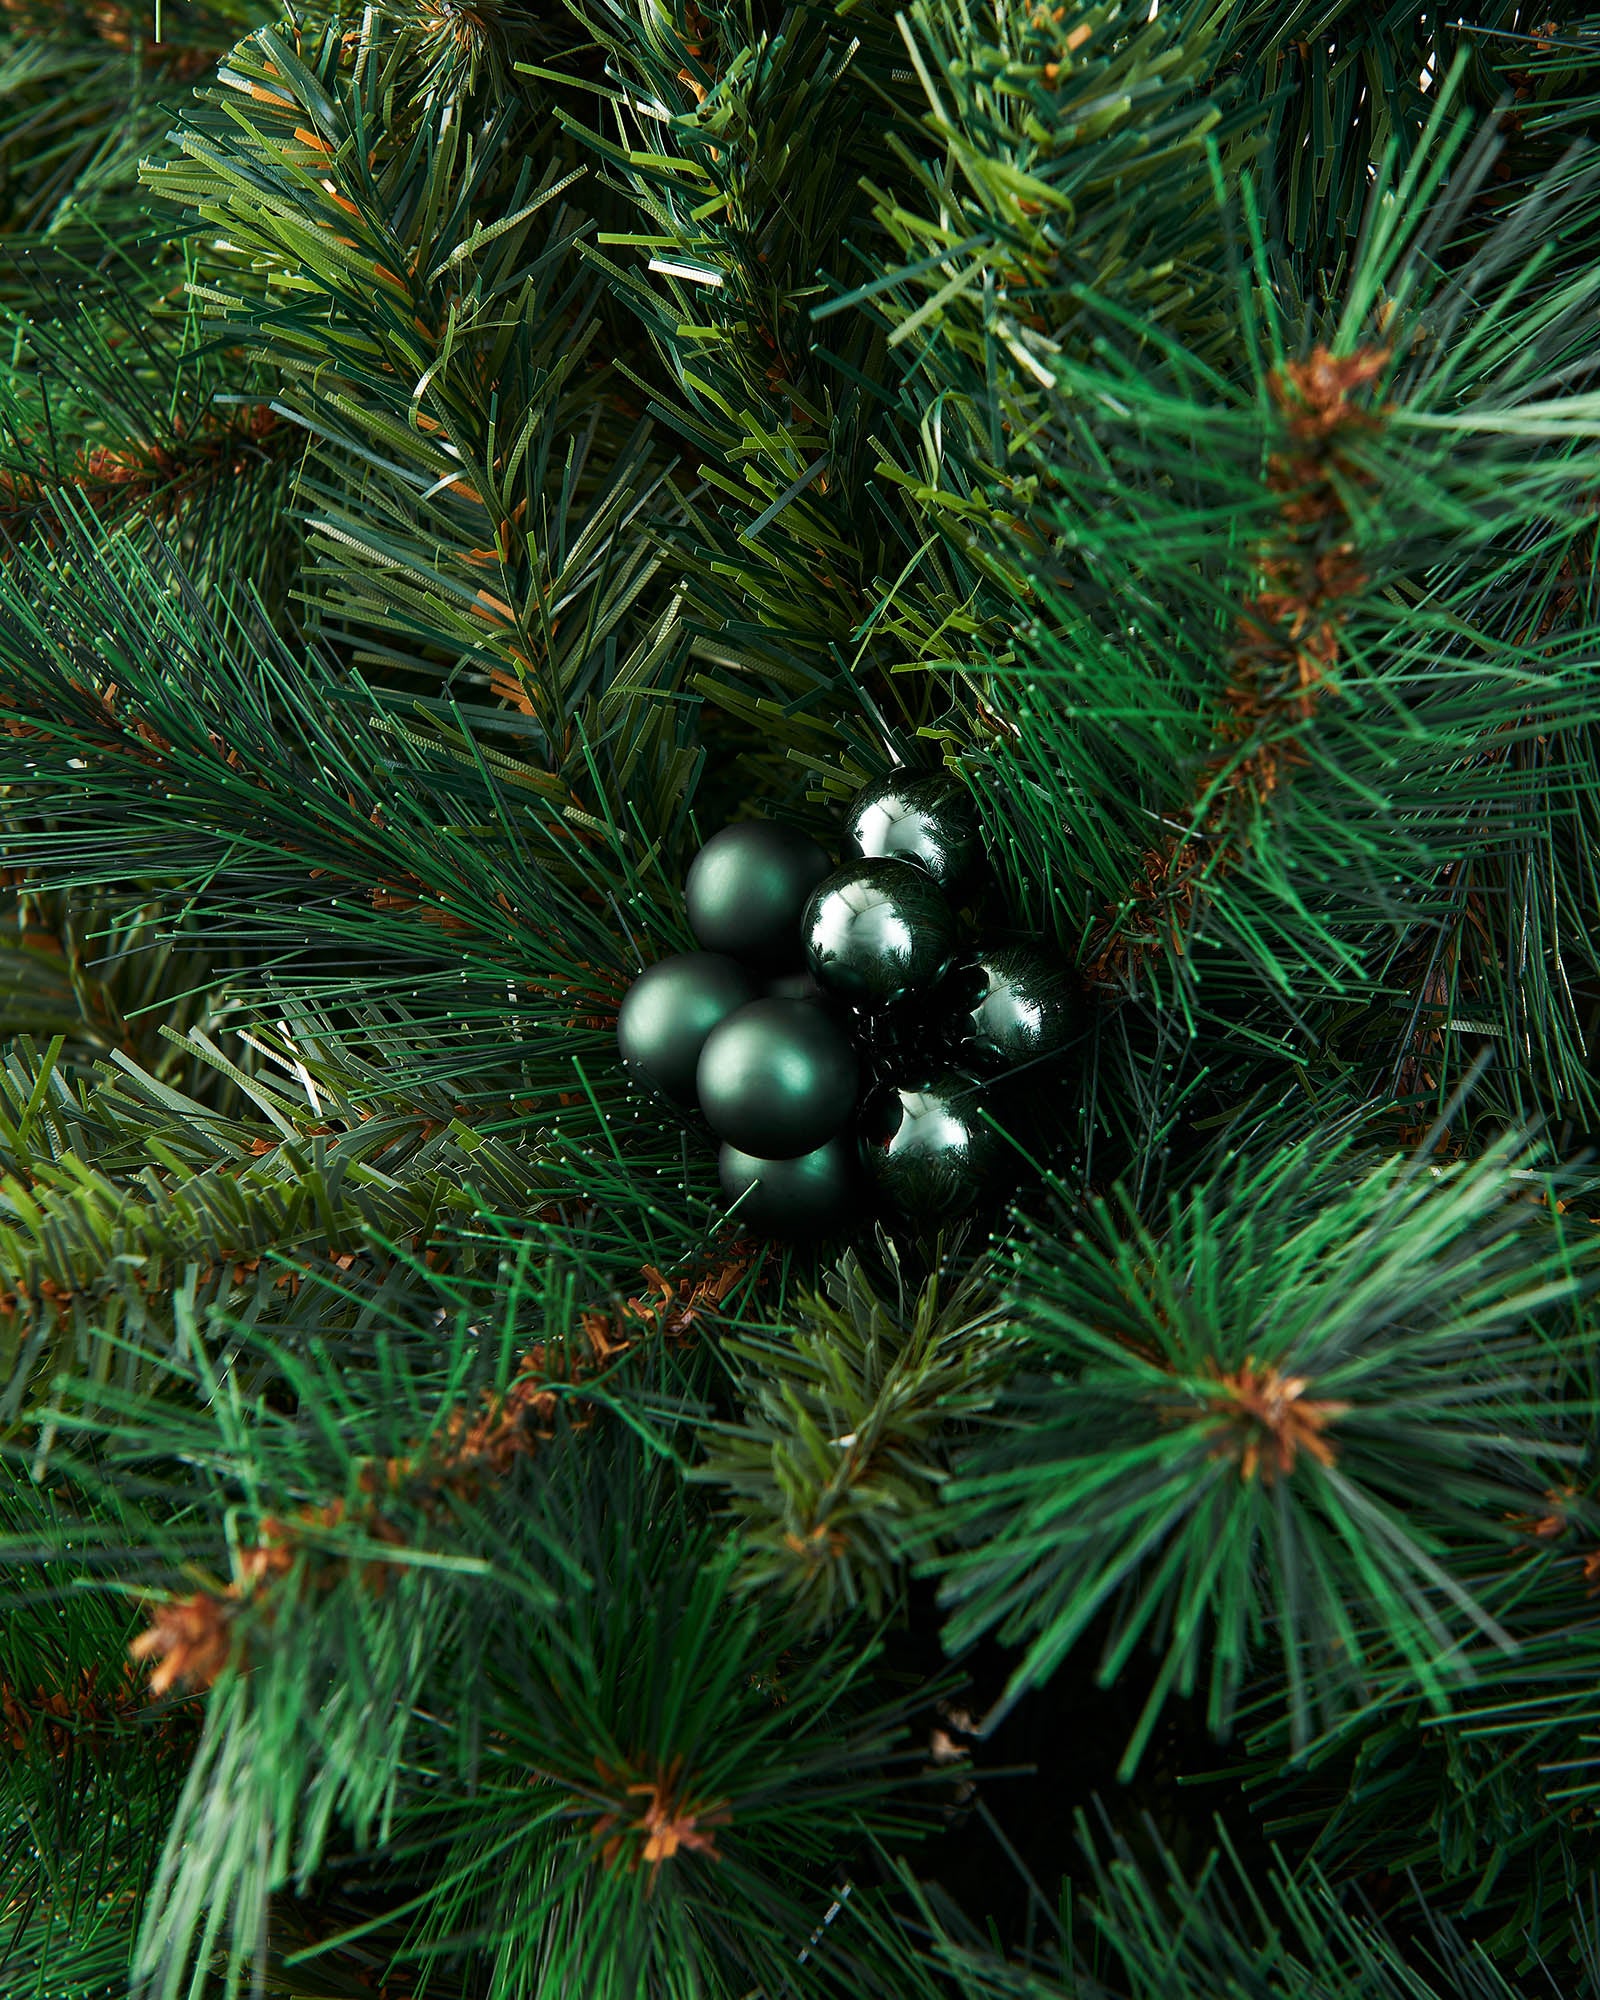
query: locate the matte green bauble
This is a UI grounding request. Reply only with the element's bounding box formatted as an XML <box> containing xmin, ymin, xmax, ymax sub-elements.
<box><xmin>860</xmin><ymin>1072</ymin><xmax>1000</xmax><ymax>1220</ymax></box>
<box><xmin>696</xmin><ymin>997</ymin><xmax>859</xmax><ymax>1158</ymax></box>
<box><xmin>718</xmin><ymin>1136</ymin><xmax>855</xmax><ymax>1238</ymax></box>
<box><xmin>685</xmin><ymin>820</ymin><xmax>832</xmax><ymax>967</ymax></box>
<box><xmin>764</xmin><ymin>965</ymin><xmax>856</xmax><ymax>1034</ymax></box>
<box><xmin>952</xmin><ymin>946</ymin><xmax>1079</xmax><ymax>1070</ymax></box>
<box><xmin>766</xmin><ymin>968</ymin><xmax>828</xmax><ymax>1003</ymax></box>
<box><xmin>801</xmin><ymin>859</ymin><xmax>957</xmax><ymax>1007</ymax></box>
<box><xmin>844</xmin><ymin>772</ymin><xmax>983</xmax><ymax>889</ymax></box>
<box><xmin>615</xmin><ymin>952</ymin><xmax>758</xmax><ymax>1104</ymax></box>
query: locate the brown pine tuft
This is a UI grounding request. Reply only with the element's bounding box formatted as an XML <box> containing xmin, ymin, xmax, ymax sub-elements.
<box><xmin>1</xmin><ymin>406</ymin><xmax>280</xmax><ymax>547</ymax></box>
<box><xmin>128</xmin><ymin>1591</ymin><xmax>242</xmax><ymax>1696</ymax></box>
<box><xmin>0</xmin><ymin>1659</ymin><xmax>174</xmax><ymax>1754</ymax></box>
<box><xmin>591</xmin><ymin>1752</ymin><xmax>731</xmax><ymax>1882</ymax></box>
<box><xmin>1167</xmin><ymin>1358</ymin><xmax>1352</xmax><ymax>1485</ymax></box>
<box><xmin>1084</xmin><ymin>344</ymin><xmax>1390</xmax><ymax>990</ymax></box>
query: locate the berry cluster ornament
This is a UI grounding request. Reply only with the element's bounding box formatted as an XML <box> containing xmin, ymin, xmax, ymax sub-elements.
<box><xmin>615</xmin><ymin>952</ymin><xmax>757</xmax><ymax>1105</ymax></box>
<box><xmin>697</xmin><ymin>998</ymin><xmax>858</xmax><ymax>1158</ymax></box>
<box><xmin>718</xmin><ymin>1134</ymin><xmax>856</xmax><ymax>1238</ymax></box>
<box><xmin>804</xmin><ymin>777</ymin><xmax>1078</xmax><ymax>1222</ymax></box>
<box><xmin>859</xmin><ymin>1072</ymin><xmax>1002</xmax><ymax>1222</ymax></box>
<box><xmin>614</xmin><ymin>781</ymin><xmax>1079</xmax><ymax>1239</ymax></box>
<box><xmin>615</xmin><ymin>819</ymin><xmax>859</xmax><ymax>1239</ymax></box>
<box><xmin>949</xmin><ymin>946</ymin><xmax>1080</xmax><ymax>1069</ymax></box>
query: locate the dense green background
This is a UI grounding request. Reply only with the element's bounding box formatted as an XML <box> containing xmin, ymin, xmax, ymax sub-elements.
<box><xmin>4</xmin><ymin>1</ymin><xmax>1600</xmax><ymax>1994</ymax></box>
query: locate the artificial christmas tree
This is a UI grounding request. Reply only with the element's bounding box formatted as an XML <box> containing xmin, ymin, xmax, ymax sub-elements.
<box><xmin>4</xmin><ymin>1</ymin><xmax>1600</xmax><ymax>1996</ymax></box>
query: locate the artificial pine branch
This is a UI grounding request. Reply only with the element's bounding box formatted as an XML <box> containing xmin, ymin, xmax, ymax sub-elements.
<box><xmin>0</xmin><ymin>1470</ymin><xmax>202</xmax><ymax>2000</ymax></box>
<box><xmin>141</xmin><ymin>18</ymin><xmax>693</xmax><ymax>781</ymax></box>
<box><xmin>1239</xmin><ymin>1447</ymin><xmax>1600</xmax><ymax>1961</ymax></box>
<box><xmin>0</xmin><ymin>1</ymin><xmax>261</xmax><ymax>270</ymax></box>
<box><xmin>694</xmin><ymin>1236</ymin><xmax>1022</xmax><ymax>1625</ymax></box>
<box><xmin>929</xmin><ymin>1125</ymin><xmax>1600</xmax><ymax>1775</ymax></box>
<box><xmin>0</xmin><ymin>893</ymin><xmax>248</xmax><ymax>1094</ymax></box>
<box><xmin>931</xmin><ymin>99</ymin><xmax>1600</xmax><ymax>1134</ymax></box>
<box><xmin>3</xmin><ymin>0</ymin><xmax>1600</xmax><ymax>1992</ymax></box>
<box><xmin>545</xmin><ymin>0</ymin><xmax>944</xmax><ymax>767</ymax></box>
<box><xmin>13</xmin><ymin>1259</ymin><xmax>938</xmax><ymax>2000</ymax></box>
<box><xmin>852</xmin><ymin>1810</ymin><xmax>1600</xmax><ymax>1997</ymax></box>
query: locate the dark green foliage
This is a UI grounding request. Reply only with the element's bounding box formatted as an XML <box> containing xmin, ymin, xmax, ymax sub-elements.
<box><xmin>10</xmin><ymin>1253</ymin><xmax>932</xmax><ymax>2000</ymax></box>
<box><xmin>0</xmin><ymin>1473</ymin><xmax>202</xmax><ymax>2000</ymax></box>
<box><xmin>0</xmin><ymin>894</ymin><xmax>252</xmax><ymax>1103</ymax></box>
<box><xmin>548</xmin><ymin>0</ymin><xmax>927</xmax><ymax>764</ymax></box>
<box><xmin>873</xmin><ymin>85</ymin><xmax>1600</xmax><ymax>1140</ymax></box>
<box><xmin>0</xmin><ymin>245</ymin><xmax>299</xmax><ymax>609</ymax></box>
<box><xmin>0</xmin><ymin>3</ymin><xmax>263</xmax><ymax>262</ymax></box>
<box><xmin>368</xmin><ymin>1433</ymin><xmax>936</xmax><ymax>2000</ymax></box>
<box><xmin>142</xmin><ymin>22</ymin><xmax>693</xmax><ymax>784</ymax></box>
<box><xmin>3</xmin><ymin>0</ymin><xmax>1600</xmax><ymax>1992</ymax></box>
<box><xmin>851</xmin><ymin>1814</ymin><xmax>1600</xmax><ymax>1997</ymax></box>
<box><xmin>1243</xmin><ymin>1463</ymin><xmax>1600</xmax><ymax>1962</ymax></box>
<box><xmin>0</xmin><ymin>1022</ymin><xmax>556</xmax><ymax>1423</ymax></box>
<box><xmin>694</xmin><ymin>1238</ymin><xmax>1021</xmax><ymax>1623</ymax></box>
<box><xmin>931</xmin><ymin>1128</ymin><xmax>1600</xmax><ymax>1774</ymax></box>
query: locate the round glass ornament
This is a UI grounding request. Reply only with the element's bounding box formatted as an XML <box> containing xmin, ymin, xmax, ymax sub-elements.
<box><xmin>697</xmin><ymin>996</ymin><xmax>860</xmax><ymax>1158</ymax></box>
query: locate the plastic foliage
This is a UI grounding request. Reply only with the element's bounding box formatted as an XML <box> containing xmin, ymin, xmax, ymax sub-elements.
<box><xmin>927</xmin><ymin>1125</ymin><xmax>1600</xmax><ymax>1776</ymax></box>
<box><xmin>846</xmin><ymin>1810</ymin><xmax>1600</xmax><ymax>1999</ymax></box>
<box><xmin>693</xmin><ymin>1233</ymin><xmax>1024</xmax><ymax>1626</ymax></box>
<box><xmin>4</xmin><ymin>1240</ymin><xmax>941</xmax><ymax>2000</ymax></box>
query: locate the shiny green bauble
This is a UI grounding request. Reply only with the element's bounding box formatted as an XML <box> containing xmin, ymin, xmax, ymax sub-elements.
<box><xmin>952</xmin><ymin>946</ymin><xmax>1079</xmax><ymax>1071</ymax></box>
<box><xmin>685</xmin><ymin>820</ymin><xmax>832</xmax><ymax>967</ymax></box>
<box><xmin>718</xmin><ymin>1136</ymin><xmax>855</xmax><ymax>1238</ymax></box>
<box><xmin>801</xmin><ymin>858</ymin><xmax>957</xmax><ymax>1008</ymax></box>
<box><xmin>844</xmin><ymin>773</ymin><xmax>983</xmax><ymax>890</ymax></box>
<box><xmin>615</xmin><ymin>951</ymin><xmax>758</xmax><ymax>1104</ymax></box>
<box><xmin>696</xmin><ymin>997</ymin><xmax>859</xmax><ymax>1159</ymax></box>
<box><xmin>860</xmin><ymin>1071</ymin><xmax>1001</xmax><ymax>1220</ymax></box>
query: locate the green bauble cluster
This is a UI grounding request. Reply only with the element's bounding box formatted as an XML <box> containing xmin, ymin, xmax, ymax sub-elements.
<box><xmin>844</xmin><ymin>771</ymin><xmax>985</xmax><ymax>888</ymax></box>
<box><xmin>617</xmin><ymin>819</ymin><xmax>859</xmax><ymax>1238</ymax></box>
<box><xmin>683</xmin><ymin>820</ymin><xmax>833</xmax><ymax>965</ymax></box>
<box><xmin>615</xmin><ymin>784</ymin><xmax>1081</xmax><ymax>1237</ymax></box>
<box><xmin>821</xmin><ymin>777</ymin><xmax>1081</xmax><ymax>1222</ymax></box>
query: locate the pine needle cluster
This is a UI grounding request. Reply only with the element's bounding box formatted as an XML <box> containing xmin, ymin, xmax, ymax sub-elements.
<box><xmin>3</xmin><ymin>0</ymin><xmax>1600</xmax><ymax>1994</ymax></box>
